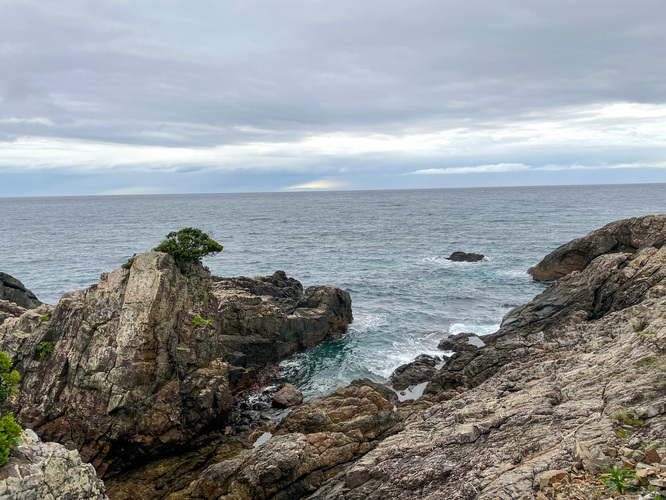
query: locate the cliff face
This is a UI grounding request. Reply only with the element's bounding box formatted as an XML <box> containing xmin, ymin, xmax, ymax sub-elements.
<box><xmin>165</xmin><ymin>215</ymin><xmax>666</xmax><ymax>500</ymax></box>
<box><xmin>0</xmin><ymin>252</ymin><xmax>352</xmax><ymax>477</ymax></box>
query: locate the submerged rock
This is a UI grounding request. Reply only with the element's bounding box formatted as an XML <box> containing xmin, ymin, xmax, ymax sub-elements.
<box><xmin>0</xmin><ymin>429</ymin><xmax>108</xmax><ymax>500</ymax></box>
<box><xmin>447</xmin><ymin>251</ymin><xmax>484</xmax><ymax>262</ymax></box>
<box><xmin>0</xmin><ymin>273</ymin><xmax>41</xmax><ymax>310</ymax></box>
<box><xmin>389</xmin><ymin>354</ymin><xmax>441</xmax><ymax>391</ymax></box>
<box><xmin>0</xmin><ymin>252</ymin><xmax>352</xmax><ymax>477</ymax></box>
<box><xmin>528</xmin><ymin>214</ymin><xmax>666</xmax><ymax>281</ymax></box>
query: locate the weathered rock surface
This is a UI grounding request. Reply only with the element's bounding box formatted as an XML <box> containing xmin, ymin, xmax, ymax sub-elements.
<box><xmin>0</xmin><ymin>273</ymin><xmax>41</xmax><ymax>310</ymax></box>
<box><xmin>0</xmin><ymin>301</ymin><xmax>25</xmax><ymax>328</ymax></box>
<box><xmin>447</xmin><ymin>252</ymin><xmax>484</xmax><ymax>262</ymax></box>
<box><xmin>0</xmin><ymin>253</ymin><xmax>352</xmax><ymax>477</ymax></box>
<box><xmin>272</xmin><ymin>383</ymin><xmax>304</xmax><ymax>408</ymax></box>
<box><xmin>172</xmin><ymin>379</ymin><xmax>401</xmax><ymax>500</ymax></box>
<box><xmin>0</xmin><ymin>429</ymin><xmax>108</xmax><ymax>500</ymax></box>
<box><xmin>528</xmin><ymin>214</ymin><xmax>666</xmax><ymax>281</ymax></box>
<box><xmin>389</xmin><ymin>354</ymin><xmax>441</xmax><ymax>390</ymax></box>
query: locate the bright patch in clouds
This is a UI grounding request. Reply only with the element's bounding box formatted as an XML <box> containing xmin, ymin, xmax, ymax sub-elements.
<box><xmin>285</xmin><ymin>179</ymin><xmax>345</xmax><ymax>190</ymax></box>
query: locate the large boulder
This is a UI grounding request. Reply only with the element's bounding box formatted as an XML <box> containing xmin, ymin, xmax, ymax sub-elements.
<box><xmin>0</xmin><ymin>429</ymin><xmax>108</xmax><ymax>500</ymax></box>
<box><xmin>272</xmin><ymin>383</ymin><xmax>304</xmax><ymax>408</ymax></box>
<box><xmin>0</xmin><ymin>252</ymin><xmax>352</xmax><ymax>476</ymax></box>
<box><xmin>0</xmin><ymin>273</ymin><xmax>41</xmax><ymax>310</ymax></box>
<box><xmin>528</xmin><ymin>214</ymin><xmax>666</xmax><ymax>281</ymax></box>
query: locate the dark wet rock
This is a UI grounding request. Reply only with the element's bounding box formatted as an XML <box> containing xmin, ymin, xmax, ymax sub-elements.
<box><xmin>0</xmin><ymin>429</ymin><xmax>108</xmax><ymax>500</ymax></box>
<box><xmin>447</xmin><ymin>251</ymin><xmax>484</xmax><ymax>262</ymax></box>
<box><xmin>272</xmin><ymin>383</ymin><xmax>304</xmax><ymax>408</ymax></box>
<box><xmin>437</xmin><ymin>332</ymin><xmax>484</xmax><ymax>352</ymax></box>
<box><xmin>389</xmin><ymin>354</ymin><xmax>441</xmax><ymax>391</ymax></box>
<box><xmin>0</xmin><ymin>273</ymin><xmax>41</xmax><ymax>310</ymax></box>
<box><xmin>0</xmin><ymin>252</ymin><xmax>352</xmax><ymax>477</ymax></box>
<box><xmin>528</xmin><ymin>214</ymin><xmax>666</xmax><ymax>281</ymax></box>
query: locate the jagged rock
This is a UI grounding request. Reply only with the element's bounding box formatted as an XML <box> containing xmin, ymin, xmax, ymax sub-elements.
<box><xmin>0</xmin><ymin>301</ymin><xmax>25</xmax><ymax>327</ymax></box>
<box><xmin>272</xmin><ymin>383</ymin><xmax>304</xmax><ymax>408</ymax></box>
<box><xmin>173</xmin><ymin>380</ymin><xmax>402</xmax><ymax>499</ymax></box>
<box><xmin>0</xmin><ymin>273</ymin><xmax>41</xmax><ymax>310</ymax></box>
<box><xmin>528</xmin><ymin>214</ymin><xmax>666</xmax><ymax>281</ymax></box>
<box><xmin>389</xmin><ymin>354</ymin><xmax>441</xmax><ymax>390</ymax></box>
<box><xmin>447</xmin><ymin>252</ymin><xmax>484</xmax><ymax>262</ymax></box>
<box><xmin>437</xmin><ymin>332</ymin><xmax>484</xmax><ymax>352</ymax></box>
<box><xmin>0</xmin><ymin>253</ymin><xmax>352</xmax><ymax>476</ymax></box>
<box><xmin>303</xmin><ymin>217</ymin><xmax>666</xmax><ymax>499</ymax></box>
<box><xmin>0</xmin><ymin>429</ymin><xmax>108</xmax><ymax>500</ymax></box>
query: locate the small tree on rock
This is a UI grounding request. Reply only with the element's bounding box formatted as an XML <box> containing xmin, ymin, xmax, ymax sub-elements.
<box><xmin>0</xmin><ymin>352</ymin><xmax>21</xmax><ymax>467</ymax></box>
<box><xmin>154</xmin><ymin>228</ymin><xmax>223</xmax><ymax>263</ymax></box>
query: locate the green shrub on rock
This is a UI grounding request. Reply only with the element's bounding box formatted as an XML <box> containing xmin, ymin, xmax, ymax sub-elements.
<box><xmin>0</xmin><ymin>352</ymin><xmax>21</xmax><ymax>467</ymax></box>
<box><xmin>154</xmin><ymin>228</ymin><xmax>223</xmax><ymax>263</ymax></box>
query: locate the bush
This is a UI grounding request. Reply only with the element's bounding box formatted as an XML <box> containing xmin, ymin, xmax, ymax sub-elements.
<box><xmin>0</xmin><ymin>352</ymin><xmax>21</xmax><ymax>467</ymax></box>
<box><xmin>154</xmin><ymin>228</ymin><xmax>223</xmax><ymax>263</ymax></box>
<box><xmin>121</xmin><ymin>254</ymin><xmax>137</xmax><ymax>270</ymax></box>
<box><xmin>0</xmin><ymin>353</ymin><xmax>19</xmax><ymax>403</ymax></box>
<box><xmin>37</xmin><ymin>341</ymin><xmax>54</xmax><ymax>358</ymax></box>
<box><xmin>193</xmin><ymin>315</ymin><xmax>212</xmax><ymax>327</ymax></box>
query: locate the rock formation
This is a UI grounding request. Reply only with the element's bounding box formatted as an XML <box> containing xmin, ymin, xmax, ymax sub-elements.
<box><xmin>437</xmin><ymin>332</ymin><xmax>484</xmax><ymax>352</ymax></box>
<box><xmin>0</xmin><ymin>429</ymin><xmax>108</xmax><ymax>500</ymax></box>
<box><xmin>0</xmin><ymin>273</ymin><xmax>41</xmax><ymax>310</ymax></box>
<box><xmin>528</xmin><ymin>214</ymin><xmax>666</xmax><ymax>281</ymax></box>
<box><xmin>171</xmin><ymin>379</ymin><xmax>401</xmax><ymax>500</ymax></box>
<box><xmin>447</xmin><ymin>252</ymin><xmax>484</xmax><ymax>262</ymax></box>
<box><xmin>389</xmin><ymin>354</ymin><xmax>441</xmax><ymax>391</ymax></box>
<box><xmin>158</xmin><ymin>215</ymin><xmax>666</xmax><ymax>499</ymax></box>
<box><xmin>0</xmin><ymin>252</ymin><xmax>352</xmax><ymax>477</ymax></box>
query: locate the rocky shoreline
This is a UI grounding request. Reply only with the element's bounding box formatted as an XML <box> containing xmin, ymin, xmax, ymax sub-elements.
<box><xmin>2</xmin><ymin>215</ymin><xmax>666</xmax><ymax>499</ymax></box>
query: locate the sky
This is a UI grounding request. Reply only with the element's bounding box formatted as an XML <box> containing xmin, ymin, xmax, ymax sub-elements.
<box><xmin>1</xmin><ymin>0</ymin><xmax>666</xmax><ymax>196</ymax></box>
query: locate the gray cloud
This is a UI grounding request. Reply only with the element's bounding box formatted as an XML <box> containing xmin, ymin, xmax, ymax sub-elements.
<box><xmin>0</xmin><ymin>0</ymin><xmax>665</xmax><ymax>185</ymax></box>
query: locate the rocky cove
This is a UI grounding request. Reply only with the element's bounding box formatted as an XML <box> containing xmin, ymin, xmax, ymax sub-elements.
<box><xmin>1</xmin><ymin>215</ymin><xmax>666</xmax><ymax>499</ymax></box>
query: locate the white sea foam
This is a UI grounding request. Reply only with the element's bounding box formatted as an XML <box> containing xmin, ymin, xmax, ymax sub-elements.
<box><xmin>449</xmin><ymin>322</ymin><xmax>499</xmax><ymax>336</ymax></box>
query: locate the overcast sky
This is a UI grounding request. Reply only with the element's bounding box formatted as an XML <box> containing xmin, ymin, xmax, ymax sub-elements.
<box><xmin>1</xmin><ymin>0</ymin><xmax>666</xmax><ymax>196</ymax></box>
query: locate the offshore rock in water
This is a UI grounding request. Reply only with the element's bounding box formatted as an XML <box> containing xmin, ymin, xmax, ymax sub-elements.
<box><xmin>528</xmin><ymin>214</ymin><xmax>666</xmax><ymax>281</ymax></box>
<box><xmin>0</xmin><ymin>429</ymin><xmax>108</xmax><ymax>500</ymax></box>
<box><xmin>0</xmin><ymin>272</ymin><xmax>41</xmax><ymax>310</ymax></box>
<box><xmin>0</xmin><ymin>252</ymin><xmax>352</xmax><ymax>477</ymax></box>
<box><xmin>447</xmin><ymin>251</ymin><xmax>484</xmax><ymax>262</ymax></box>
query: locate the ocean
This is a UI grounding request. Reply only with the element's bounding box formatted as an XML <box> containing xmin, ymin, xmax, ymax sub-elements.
<box><xmin>1</xmin><ymin>184</ymin><xmax>665</xmax><ymax>398</ymax></box>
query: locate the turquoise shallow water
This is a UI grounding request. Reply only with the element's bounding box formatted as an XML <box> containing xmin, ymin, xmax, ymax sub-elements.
<box><xmin>1</xmin><ymin>184</ymin><xmax>665</xmax><ymax>397</ymax></box>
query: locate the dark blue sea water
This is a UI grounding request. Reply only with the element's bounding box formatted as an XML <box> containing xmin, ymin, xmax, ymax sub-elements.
<box><xmin>1</xmin><ymin>184</ymin><xmax>665</xmax><ymax>397</ymax></box>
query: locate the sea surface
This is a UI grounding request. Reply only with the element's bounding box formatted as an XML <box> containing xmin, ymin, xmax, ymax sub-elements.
<box><xmin>2</xmin><ymin>184</ymin><xmax>666</xmax><ymax>398</ymax></box>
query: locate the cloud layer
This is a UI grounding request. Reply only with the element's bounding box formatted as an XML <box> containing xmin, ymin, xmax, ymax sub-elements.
<box><xmin>1</xmin><ymin>0</ymin><xmax>666</xmax><ymax>194</ymax></box>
